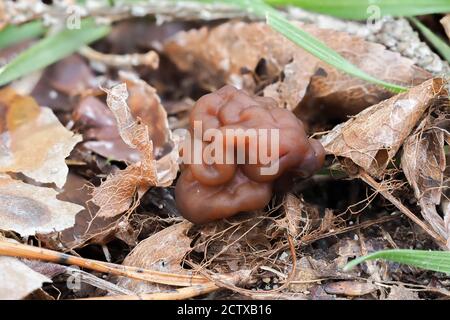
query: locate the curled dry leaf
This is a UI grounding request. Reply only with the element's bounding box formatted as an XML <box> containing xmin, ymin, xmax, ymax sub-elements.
<box><xmin>117</xmin><ymin>221</ymin><xmax>193</xmax><ymax>294</ymax></box>
<box><xmin>91</xmin><ymin>82</ymin><xmax>179</xmax><ymax>219</ymax></box>
<box><xmin>0</xmin><ymin>88</ymin><xmax>82</xmax><ymax>188</ymax></box>
<box><xmin>441</xmin><ymin>15</ymin><xmax>450</xmax><ymax>41</ymax></box>
<box><xmin>119</xmin><ymin>71</ymin><xmax>172</xmax><ymax>159</ymax></box>
<box><xmin>0</xmin><ymin>174</ymin><xmax>83</xmax><ymax>236</ymax></box>
<box><xmin>73</xmin><ymin>72</ymin><xmax>172</xmax><ymax>162</ymax></box>
<box><xmin>165</xmin><ymin>21</ymin><xmax>430</xmax><ymax>116</ymax></box>
<box><xmin>0</xmin><ymin>256</ymin><xmax>51</xmax><ymax>300</ymax></box>
<box><xmin>321</xmin><ymin>78</ymin><xmax>447</xmax><ymax>178</ymax></box>
<box><xmin>401</xmin><ymin>114</ymin><xmax>450</xmax><ymax>247</ymax></box>
<box><xmin>92</xmin><ymin>83</ymin><xmax>158</xmax><ymax>218</ymax></box>
<box><xmin>55</xmin><ymin>81</ymin><xmax>178</xmax><ymax>247</ymax></box>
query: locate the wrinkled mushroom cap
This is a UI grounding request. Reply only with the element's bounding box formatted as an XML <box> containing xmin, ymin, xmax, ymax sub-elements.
<box><xmin>176</xmin><ymin>85</ymin><xmax>325</xmax><ymax>224</ymax></box>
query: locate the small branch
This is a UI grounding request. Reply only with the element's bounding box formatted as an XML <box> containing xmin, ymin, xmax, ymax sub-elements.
<box><xmin>78</xmin><ymin>46</ymin><xmax>159</xmax><ymax>69</ymax></box>
<box><xmin>0</xmin><ymin>240</ymin><xmax>208</xmax><ymax>287</ymax></box>
<box><xmin>358</xmin><ymin>170</ymin><xmax>447</xmax><ymax>248</ymax></box>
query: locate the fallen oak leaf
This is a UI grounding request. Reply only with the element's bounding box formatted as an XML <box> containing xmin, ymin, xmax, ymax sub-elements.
<box><xmin>0</xmin><ymin>87</ymin><xmax>82</xmax><ymax>188</ymax></box>
<box><xmin>0</xmin><ymin>174</ymin><xmax>83</xmax><ymax>236</ymax></box>
<box><xmin>321</xmin><ymin>78</ymin><xmax>447</xmax><ymax>178</ymax></box>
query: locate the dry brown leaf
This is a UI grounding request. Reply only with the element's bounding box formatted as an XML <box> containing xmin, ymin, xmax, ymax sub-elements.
<box><xmin>402</xmin><ymin>124</ymin><xmax>447</xmax><ymax>242</ymax></box>
<box><xmin>55</xmin><ymin>81</ymin><xmax>178</xmax><ymax>247</ymax></box>
<box><xmin>73</xmin><ymin>96</ymin><xmax>142</xmax><ymax>163</ymax></box>
<box><xmin>119</xmin><ymin>71</ymin><xmax>172</xmax><ymax>158</ymax></box>
<box><xmin>91</xmin><ymin>82</ymin><xmax>179</xmax><ymax>219</ymax></box>
<box><xmin>0</xmin><ymin>256</ymin><xmax>51</xmax><ymax>300</ymax></box>
<box><xmin>441</xmin><ymin>15</ymin><xmax>450</xmax><ymax>41</ymax></box>
<box><xmin>32</xmin><ymin>55</ymin><xmax>95</xmax><ymax>113</ymax></box>
<box><xmin>41</xmin><ymin>173</ymin><xmax>134</xmax><ymax>250</ymax></box>
<box><xmin>0</xmin><ymin>174</ymin><xmax>83</xmax><ymax>236</ymax></box>
<box><xmin>117</xmin><ymin>221</ymin><xmax>193</xmax><ymax>294</ymax></box>
<box><xmin>0</xmin><ymin>88</ymin><xmax>82</xmax><ymax>188</ymax></box>
<box><xmin>165</xmin><ymin>21</ymin><xmax>430</xmax><ymax>115</ymax></box>
<box><xmin>92</xmin><ymin>83</ymin><xmax>157</xmax><ymax>218</ymax></box>
<box><xmin>321</xmin><ymin>78</ymin><xmax>446</xmax><ymax>177</ymax></box>
<box><xmin>74</xmin><ymin>73</ymin><xmax>171</xmax><ymax>162</ymax></box>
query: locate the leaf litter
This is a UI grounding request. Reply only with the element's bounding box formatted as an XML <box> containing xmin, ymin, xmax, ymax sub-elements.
<box><xmin>1</xmin><ymin>6</ymin><xmax>450</xmax><ymax>300</ymax></box>
<box><xmin>0</xmin><ymin>87</ymin><xmax>82</xmax><ymax>188</ymax></box>
<box><xmin>164</xmin><ymin>21</ymin><xmax>431</xmax><ymax>115</ymax></box>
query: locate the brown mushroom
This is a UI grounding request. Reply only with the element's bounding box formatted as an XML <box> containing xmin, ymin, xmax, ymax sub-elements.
<box><xmin>175</xmin><ymin>85</ymin><xmax>325</xmax><ymax>224</ymax></box>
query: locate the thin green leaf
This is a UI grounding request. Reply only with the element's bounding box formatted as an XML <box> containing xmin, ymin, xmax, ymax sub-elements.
<box><xmin>265</xmin><ymin>10</ymin><xmax>407</xmax><ymax>93</ymax></box>
<box><xmin>0</xmin><ymin>18</ymin><xmax>110</xmax><ymax>86</ymax></box>
<box><xmin>193</xmin><ymin>0</ymin><xmax>407</xmax><ymax>93</ymax></box>
<box><xmin>344</xmin><ymin>249</ymin><xmax>450</xmax><ymax>274</ymax></box>
<box><xmin>410</xmin><ymin>17</ymin><xmax>450</xmax><ymax>64</ymax></box>
<box><xmin>265</xmin><ymin>0</ymin><xmax>450</xmax><ymax>20</ymax></box>
<box><xmin>0</xmin><ymin>20</ymin><xmax>46</xmax><ymax>50</ymax></box>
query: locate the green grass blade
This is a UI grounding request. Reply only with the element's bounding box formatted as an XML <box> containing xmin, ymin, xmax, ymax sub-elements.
<box><xmin>265</xmin><ymin>0</ymin><xmax>450</xmax><ymax>20</ymax></box>
<box><xmin>0</xmin><ymin>20</ymin><xmax>46</xmax><ymax>50</ymax></box>
<box><xmin>265</xmin><ymin>10</ymin><xmax>407</xmax><ymax>93</ymax></box>
<box><xmin>0</xmin><ymin>18</ymin><xmax>110</xmax><ymax>86</ymax></box>
<box><xmin>344</xmin><ymin>249</ymin><xmax>450</xmax><ymax>274</ymax></box>
<box><xmin>409</xmin><ymin>17</ymin><xmax>450</xmax><ymax>64</ymax></box>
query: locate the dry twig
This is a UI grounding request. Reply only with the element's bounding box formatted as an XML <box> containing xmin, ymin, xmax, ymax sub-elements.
<box><xmin>79</xmin><ymin>46</ymin><xmax>159</xmax><ymax>69</ymax></box>
<box><xmin>0</xmin><ymin>240</ymin><xmax>209</xmax><ymax>287</ymax></box>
